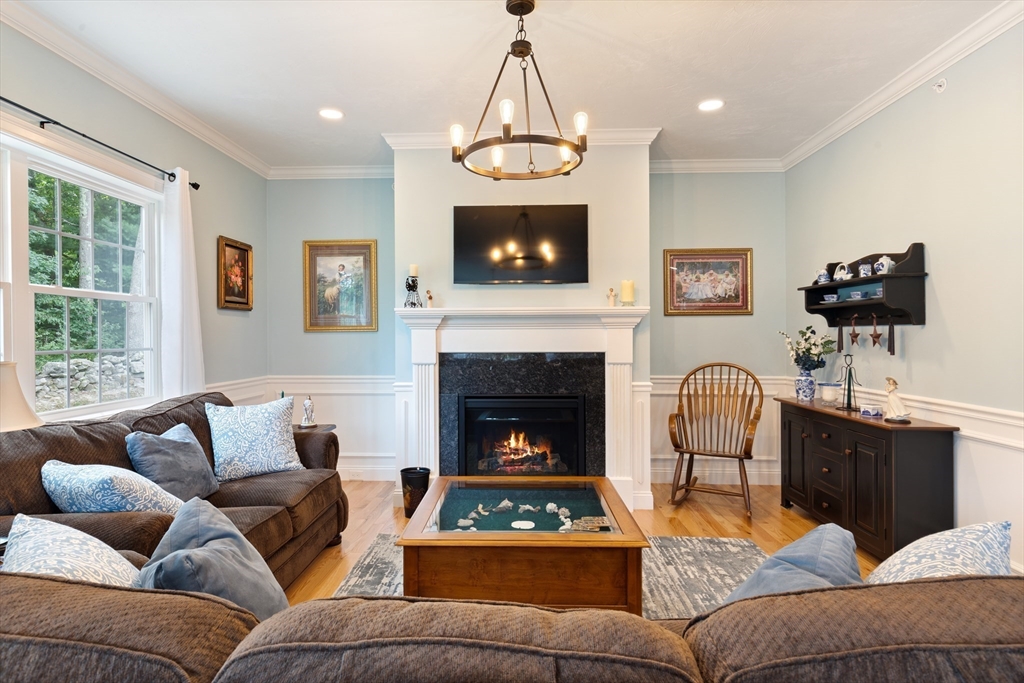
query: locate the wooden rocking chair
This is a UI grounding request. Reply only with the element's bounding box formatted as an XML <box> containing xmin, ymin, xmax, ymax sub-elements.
<box><xmin>668</xmin><ymin>363</ymin><xmax>763</xmax><ymax>517</ymax></box>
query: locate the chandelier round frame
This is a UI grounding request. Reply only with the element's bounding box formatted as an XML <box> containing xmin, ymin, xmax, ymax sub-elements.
<box><xmin>450</xmin><ymin>0</ymin><xmax>587</xmax><ymax>181</ymax></box>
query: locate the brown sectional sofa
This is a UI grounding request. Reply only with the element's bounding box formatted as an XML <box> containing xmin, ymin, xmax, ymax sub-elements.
<box><xmin>0</xmin><ymin>572</ymin><xmax>1021</xmax><ymax>682</ymax></box>
<box><xmin>0</xmin><ymin>391</ymin><xmax>348</xmax><ymax>588</ymax></box>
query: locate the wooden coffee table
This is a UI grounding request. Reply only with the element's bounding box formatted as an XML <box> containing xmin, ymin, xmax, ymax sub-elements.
<box><xmin>397</xmin><ymin>476</ymin><xmax>649</xmax><ymax>614</ymax></box>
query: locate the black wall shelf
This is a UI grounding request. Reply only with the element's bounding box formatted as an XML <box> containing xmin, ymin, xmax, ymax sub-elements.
<box><xmin>800</xmin><ymin>243</ymin><xmax>926</xmax><ymax>326</ymax></box>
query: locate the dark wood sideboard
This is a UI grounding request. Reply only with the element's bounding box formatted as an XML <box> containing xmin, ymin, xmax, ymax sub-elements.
<box><xmin>776</xmin><ymin>397</ymin><xmax>958</xmax><ymax>560</ymax></box>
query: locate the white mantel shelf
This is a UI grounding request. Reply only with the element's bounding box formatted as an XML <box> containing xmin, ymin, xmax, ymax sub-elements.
<box><xmin>394</xmin><ymin>305</ymin><xmax>654</xmax><ymax>510</ymax></box>
<box><xmin>395</xmin><ymin>306</ymin><xmax>649</xmax><ymax>329</ymax></box>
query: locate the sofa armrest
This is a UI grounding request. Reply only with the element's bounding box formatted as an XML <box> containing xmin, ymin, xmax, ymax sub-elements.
<box><xmin>292</xmin><ymin>430</ymin><xmax>339</xmax><ymax>471</ymax></box>
<box><xmin>0</xmin><ymin>511</ymin><xmax>173</xmax><ymax>557</ymax></box>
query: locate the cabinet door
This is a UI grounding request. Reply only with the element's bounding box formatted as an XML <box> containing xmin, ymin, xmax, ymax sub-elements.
<box><xmin>781</xmin><ymin>411</ymin><xmax>811</xmax><ymax>508</ymax></box>
<box><xmin>846</xmin><ymin>429</ymin><xmax>888</xmax><ymax>558</ymax></box>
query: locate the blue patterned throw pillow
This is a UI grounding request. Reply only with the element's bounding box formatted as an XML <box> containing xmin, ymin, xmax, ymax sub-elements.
<box><xmin>41</xmin><ymin>460</ymin><xmax>183</xmax><ymax>515</ymax></box>
<box><xmin>205</xmin><ymin>397</ymin><xmax>304</xmax><ymax>483</ymax></box>
<box><xmin>867</xmin><ymin>521</ymin><xmax>1012</xmax><ymax>584</ymax></box>
<box><xmin>0</xmin><ymin>514</ymin><xmax>140</xmax><ymax>587</ymax></box>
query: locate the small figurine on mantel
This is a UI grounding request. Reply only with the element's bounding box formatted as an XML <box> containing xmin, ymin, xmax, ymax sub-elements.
<box><xmin>607</xmin><ymin>287</ymin><xmax>617</xmax><ymax>307</ymax></box>
<box><xmin>426</xmin><ymin>290</ymin><xmax>434</xmax><ymax>308</ymax></box>
<box><xmin>300</xmin><ymin>395</ymin><xmax>317</xmax><ymax>428</ymax></box>
<box><xmin>884</xmin><ymin>377</ymin><xmax>911</xmax><ymax>423</ymax></box>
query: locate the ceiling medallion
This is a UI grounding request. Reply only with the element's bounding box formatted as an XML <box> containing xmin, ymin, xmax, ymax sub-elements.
<box><xmin>450</xmin><ymin>0</ymin><xmax>587</xmax><ymax>181</ymax></box>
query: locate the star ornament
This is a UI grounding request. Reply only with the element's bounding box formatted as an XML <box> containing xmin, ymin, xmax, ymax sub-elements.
<box><xmin>849</xmin><ymin>326</ymin><xmax>861</xmax><ymax>346</ymax></box>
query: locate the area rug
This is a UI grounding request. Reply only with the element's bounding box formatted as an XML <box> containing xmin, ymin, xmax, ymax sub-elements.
<box><xmin>334</xmin><ymin>534</ymin><xmax>768</xmax><ymax>620</ymax></box>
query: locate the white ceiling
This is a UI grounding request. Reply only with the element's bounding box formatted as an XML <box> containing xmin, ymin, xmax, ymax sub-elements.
<box><xmin>6</xmin><ymin>0</ymin><xmax>1012</xmax><ymax>171</ymax></box>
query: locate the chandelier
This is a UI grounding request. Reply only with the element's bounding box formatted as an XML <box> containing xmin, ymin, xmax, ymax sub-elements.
<box><xmin>449</xmin><ymin>0</ymin><xmax>588</xmax><ymax>181</ymax></box>
<box><xmin>491</xmin><ymin>207</ymin><xmax>552</xmax><ymax>269</ymax></box>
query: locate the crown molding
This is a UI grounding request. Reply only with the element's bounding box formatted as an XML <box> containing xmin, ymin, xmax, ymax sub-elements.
<box><xmin>0</xmin><ymin>0</ymin><xmax>272</xmax><ymax>178</ymax></box>
<box><xmin>383</xmin><ymin>128</ymin><xmax>662</xmax><ymax>150</ymax></box>
<box><xmin>267</xmin><ymin>165</ymin><xmax>395</xmax><ymax>180</ymax></box>
<box><xmin>781</xmin><ymin>0</ymin><xmax>1024</xmax><ymax>171</ymax></box>
<box><xmin>649</xmin><ymin>158</ymin><xmax>784</xmax><ymax>174</ymax></box>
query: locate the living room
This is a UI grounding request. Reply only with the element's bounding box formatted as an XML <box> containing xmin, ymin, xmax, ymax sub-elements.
<box><xmin>0</xmin><ymin>1</ymin><xmax>1022</xmax><ymax>681</ymax></box>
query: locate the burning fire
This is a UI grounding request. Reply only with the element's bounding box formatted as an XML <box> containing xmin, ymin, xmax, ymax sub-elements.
<box><xmin>498</xmin><ymin>430</ymin><xmax>553</xmax><ymax>460</ymax></box>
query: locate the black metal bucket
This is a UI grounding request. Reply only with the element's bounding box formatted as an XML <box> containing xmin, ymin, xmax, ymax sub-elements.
<box><xmin>400</xmin><ymin>467</ymin><xmax>431</xmax><ymax>518</ymax></box>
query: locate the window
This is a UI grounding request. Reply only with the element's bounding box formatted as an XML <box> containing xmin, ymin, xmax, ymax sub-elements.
<box><xmin>27</xmin><ymin>169</ymin><xmax>156</xmax><ymax>413</ymax></box>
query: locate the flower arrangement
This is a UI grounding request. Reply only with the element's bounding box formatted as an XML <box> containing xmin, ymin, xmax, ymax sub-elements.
<box><xmin>779</xmin><ymin>325</ymin><xmax>836</xmax><ymax>372</ymax></box>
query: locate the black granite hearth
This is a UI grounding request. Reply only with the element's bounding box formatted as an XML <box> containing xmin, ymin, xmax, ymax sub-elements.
<box><xmin>439</xmin><ymin>353</ymin><xmax>605</xmax><ymax>476</ymax></box>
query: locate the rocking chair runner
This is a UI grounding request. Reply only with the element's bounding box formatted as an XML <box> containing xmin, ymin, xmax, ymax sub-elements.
<box><xmin>668</xmin><ymin>363</ymin><xmax>764</xmax><ymax>517</ymax></box>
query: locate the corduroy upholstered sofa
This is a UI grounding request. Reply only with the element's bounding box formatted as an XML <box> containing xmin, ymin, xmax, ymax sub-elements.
<box><xmin>0</xmin><ymin>572</ymin><xmax>1021</xmax><ymax>682</ymax></box>
<box><xmin>0</xmin><ymin>391</ymin><xmax>348</xmax><ymax>589</ymax></box>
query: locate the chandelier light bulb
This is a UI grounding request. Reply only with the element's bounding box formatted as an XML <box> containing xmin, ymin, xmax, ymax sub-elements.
<box><xmin>506</xmin><ymin>241</ymin><xmax>516</xmax><ymax>254</ymax></box>
<box><xmin>560</xmin><ymin>146</ymin><xmax>572</xmax><ymax>164</ymax></box>
<box><xmin>573</xmin><ymin>112</ymin><xmax>589</xmax><ymax>136</ymax></box>
<box><xmin>450</xmin><ymin>124</ymin><xmax>464</xmax><ymax>148</ymax></box>
<box><xmin>499</xmin><ymin>99</ymin><xmax>515</xmax><ymax>125</ymax></box>
<box><xmin>491</xmin><ymin>146</ymin><xmax>504</xmax><ymax>169</ymax></box>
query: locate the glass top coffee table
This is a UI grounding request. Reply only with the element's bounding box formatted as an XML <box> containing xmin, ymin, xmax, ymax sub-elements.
<box><xmin>397</xmin><ymin>476</ymin><xmax>649</xmax><ymax>614</ymax></box>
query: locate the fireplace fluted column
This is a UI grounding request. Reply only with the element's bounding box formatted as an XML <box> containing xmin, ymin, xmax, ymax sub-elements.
<box><xmin>405</xmin><ymin>313</ymin><xmax>444</xmax><ymax>477</ymax></box>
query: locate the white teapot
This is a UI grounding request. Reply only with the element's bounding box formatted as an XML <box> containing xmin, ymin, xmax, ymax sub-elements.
<box><xmin>833</xmin><ymin>263</ymin><xmax>854</xmax><ymax>281</ymax></box>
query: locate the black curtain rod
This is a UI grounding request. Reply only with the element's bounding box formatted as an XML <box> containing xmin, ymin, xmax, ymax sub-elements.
<box><xmin>0</xmin><ymin>96</ymin><xmax>199</xmax><ymax>190</ymax></box>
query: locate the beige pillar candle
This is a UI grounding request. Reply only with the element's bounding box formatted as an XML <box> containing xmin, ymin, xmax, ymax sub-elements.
<box><xmin>621</xmin><ymin>280</ymin><xmax>635</xmax><ymax>304</ymax></box>
<box><xmin>409</xmin><ymin>264</ymin><xmax>418</xmax><ymax>277</ymax></box>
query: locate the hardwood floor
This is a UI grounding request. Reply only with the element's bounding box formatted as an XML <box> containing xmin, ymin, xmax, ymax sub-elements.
<box><xmin>285</xmin><ymin>481</ymin><xmax>880</xmax><ymax>605</ymax></box>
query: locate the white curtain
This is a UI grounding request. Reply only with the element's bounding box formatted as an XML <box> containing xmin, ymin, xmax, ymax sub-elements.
<box><xmin>160</xmin><ymin>167</ymin><xmax>206</xmax><ymax>396</ymax></box>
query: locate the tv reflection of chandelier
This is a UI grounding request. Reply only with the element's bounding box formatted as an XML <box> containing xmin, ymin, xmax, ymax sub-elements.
<box><xmin>491</xmin><ymin>208</ymin><xmax>552</xmax><ymax>270</ymax></box>
<box><xmin>449</xmin><ymin>0</ymin><xmax>588</xmax><ymax>181</ymax></box>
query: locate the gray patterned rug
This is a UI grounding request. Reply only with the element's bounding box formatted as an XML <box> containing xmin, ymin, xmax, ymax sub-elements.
<box><xmin>334</xmin><ymin>534</ymin><xmax>767</xmax><ymax>620</ymax></box>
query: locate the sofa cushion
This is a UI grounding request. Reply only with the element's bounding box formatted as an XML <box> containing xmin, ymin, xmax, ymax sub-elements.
<box><xmin>113</xmin><ymin>391</ymin><xmax>233</xmax><ymax>467</ymax></box>
<box><xmin>867</xmin><ymin>521</ymin><xmax>1012</xmax><ymax>584</ymax></box>
<box><xmin>724</xmin><ymin>523</ymin><xmax>862</xmax><ymax>604</ymax></box>
<box><xmin>206</xmin><ymin>468</ymin><xmax>341</xmax><ymax>537</ymax></box>
<box><xmin>683</xmin><ymin>575</ymin><xmax>1024</xmax><ymax>683</ymax></box>
<box><xmin>220</xmin><ymin>506</ymin><xmax>292</xmax><ymax>558</ymax></box>
<box><xmin>206</xmin><ymin>398</ymin><xmax>304</xmax><ymax>482</ymax></box>
<box><xmin>41</xmin><ymin>460</ymin><xmax>183</xmax><ymax>515</ymax></box>
<box><xmin>0</xmin><ymin>572</ymin><xmax>257</xmax><ymax>683</ymax></box>
<box><xmin>0</xmin><ymin>514</ymin><xmax>139</xmax><ymax>587</ymax></box>
<box><xmin>137</xmin><ymin>498</ymin><xmax>289</xmax><ymax>621</ymax></box>
<box><xmin>0</xmin><ymin>421</ymin><xmax>133</xmax><ymax>515</ymax></box>
<box><xmin>125</xmin><ymin>423</ymin><xmax>219</xmax><ymax>501</ymax></box>
<box><xmin>0</xmin><ymin>511</ymin><xmax>173</xmax><ymax>557</ymax></box>
<box><xmin>215</xmin><ymin>596</ymin><xmax>704</xmax><ymax>683</ymax></box>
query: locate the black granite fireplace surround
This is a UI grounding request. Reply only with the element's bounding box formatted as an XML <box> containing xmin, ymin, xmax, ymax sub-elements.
<box><xmin>439</xmin><ymin>353</ymin><xmax>605</xmax><ymax>476</ymax></box>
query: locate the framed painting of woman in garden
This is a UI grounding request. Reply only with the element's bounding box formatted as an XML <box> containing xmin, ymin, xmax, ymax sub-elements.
<box><xmin>303</xmin><ymin>240</ymin><xmax>377</xmax><ymax>332</ymax></box>
<box><xmin>217</xmin><ymin>236</ymin><xmax>253</xmax><ymax>310</ymax></box>
<box><xmin>663</xmin><ymin>248</ymin><xmax>753</xmax><ymax>316</ymax></box>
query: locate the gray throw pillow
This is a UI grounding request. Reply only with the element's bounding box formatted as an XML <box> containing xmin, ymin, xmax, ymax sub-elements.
<box><xmin>135</xmin><ymin>498</ymin><xmax>289</xmax><ymax>621</ymax></box>
<box><xmin>126</xmin><ymin>423</ymin><xmax>219</xmax><ymax>501</ymax></box>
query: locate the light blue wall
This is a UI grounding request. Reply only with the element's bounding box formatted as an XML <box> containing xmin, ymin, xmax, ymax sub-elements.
<box><xmin>650</xmin><ymin>173</ymin><xmax>788</xmax><ymax>377</ymax></box>
<box><xmin>0</xmin><ymin>24</ymin><xmax>269</xmax><ymax>385</ymax></box>
<box><xmin>266</xmin><ymin>179</ymin><xmax>395</xmax><ymax>376</ymax></box>
<box><xmin>785</xmin><ymin>26</ymin><xmax>1024</xmax><ymax>411</ymax></box>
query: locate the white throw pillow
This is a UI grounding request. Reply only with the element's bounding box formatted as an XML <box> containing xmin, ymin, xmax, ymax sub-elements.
<box><xmin>205</xmin><ymin>397</ymin><xmax>305</xmax><ymax>482</ymax></box>
<box><xmin>0</xmin><ymin>514</ymin><xmax>140</xmax><ymax>587</ymax></box>
<box><xmin>866</xmin><ymin>521</ymin><xmax>1012</xmax><ymax>584</ymax></box>
<box><xmin>41</xmin><ymin>460</ymin><xmax>183</xmax><ymax>515</ymax></box>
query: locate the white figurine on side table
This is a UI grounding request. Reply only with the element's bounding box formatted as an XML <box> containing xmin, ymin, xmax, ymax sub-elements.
<box><xmin>883</xmin><ymin>377</ymin><xmax>911</xmax><ymax>423</ymax></box>
<box><xmin>300</xmin><ymin>395</ymin><xmax>317</xmax><ymax>428</ymax></box>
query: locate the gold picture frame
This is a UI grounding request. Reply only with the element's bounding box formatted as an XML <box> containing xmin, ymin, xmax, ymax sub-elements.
<box><xmin>303</xmin><ymin>240</ymin><xmax>378</xmax><ymax>332</ymax></box>
<box><xmin>664</xmin><ymin>248</ymin><xmax>753</xmax><ymax>316</ymax></box>
<box><xmin>217</xmin><ymin>235</ymin><xmax>253</xmax><ymax>310</ymax></box>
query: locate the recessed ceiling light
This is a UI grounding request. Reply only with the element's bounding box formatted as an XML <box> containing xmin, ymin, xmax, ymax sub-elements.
<box><xmin>698</xmin><ymin>99</ymin><xmax>724</xmax><ymax>112</ymax></box>
<box><xmin>319</xmin><ymin>108</ymin><xmax>344</xmax><ymax>120</ymax></box>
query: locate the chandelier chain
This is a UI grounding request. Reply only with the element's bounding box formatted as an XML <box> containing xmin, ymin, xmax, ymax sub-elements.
<box><xmin>516</xmin><ymin>14</ymin><xmax>526</xmax><ymax>41</ymax></box>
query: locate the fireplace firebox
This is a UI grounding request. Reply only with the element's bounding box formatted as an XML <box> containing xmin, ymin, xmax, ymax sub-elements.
<box><xmin>458</xmin><ymin>395</ymin><xmax>585</xmax><ymax>476</ymax></box>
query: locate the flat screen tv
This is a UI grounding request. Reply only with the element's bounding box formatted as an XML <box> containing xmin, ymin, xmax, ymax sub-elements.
<box><xmin>453</xmin><ymin>204</ymin><xmax>588</xmax><ymax>284</ymax></box>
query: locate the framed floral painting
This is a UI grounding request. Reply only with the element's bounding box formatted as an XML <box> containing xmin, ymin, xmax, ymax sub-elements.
<box><xmin>664</xmin><ymin>248</ymin><xmax>753</xmax><ymax>315</ymax></box>
<box><xmin>217</xmin><ymin>236</ymin><xmax>253</xmax><ymax>310</ymax></box>
<box><xmin>303</xmin><ymin>240</ymin><xmax>377</xmax><ymax>332</ymax></box>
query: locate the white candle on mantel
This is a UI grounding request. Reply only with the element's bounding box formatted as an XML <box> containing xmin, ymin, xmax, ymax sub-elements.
<box><xmin>621</xmin><ymin>280</ymin><xmax>635</xmax><ymax>303</ymax></box>
<box><xmin>409</xmin><ymin>264</ymin><xmax>418</xmax><ymax>277</ymax></box>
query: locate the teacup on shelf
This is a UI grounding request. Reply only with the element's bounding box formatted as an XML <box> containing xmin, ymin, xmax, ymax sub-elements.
<box><xmin>823</xmin><ymin>294</ymin><xmax>839</xmax><ymax>303</ymax></box>
<box><xmin>875</xmin><ymin>288</ymin><xmax>883</xmax><ymax>297</ymax></box>
<box><xmin>849</xmin><ymin>291</ymin><xmax>864</xmax><ymax>300</ymax></box>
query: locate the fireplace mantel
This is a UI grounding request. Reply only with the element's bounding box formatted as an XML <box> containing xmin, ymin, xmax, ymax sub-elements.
<box><xmin>395</xmin><ymin>306</ymin><xmax>653</xmax><ymax>510</ymax></box>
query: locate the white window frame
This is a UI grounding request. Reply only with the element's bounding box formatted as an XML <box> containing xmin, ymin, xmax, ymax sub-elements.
<box><xmin>1</xmin><ymin>113</ymin><xmax>167</xmax><ymax>421</ymax></box>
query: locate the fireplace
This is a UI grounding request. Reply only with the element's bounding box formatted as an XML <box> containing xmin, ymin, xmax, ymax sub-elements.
<box><xmin>458</xmin><ymin>395</ymin><xmax>585</xmax><ymax>476</ymax></box>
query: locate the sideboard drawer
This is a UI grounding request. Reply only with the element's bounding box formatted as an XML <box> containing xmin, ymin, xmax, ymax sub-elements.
<box><xmin>812</xmin><ymin>420</ymin><xmax>843</xmax><ymax>454</ymax></box>
<box><xmin>811</xmin><ymin>452</ymin><xmax>844</xmax><ymax>492</ymax></box>
<box><xmin>811</xmin><ymin>485</ymin><xmax>845</xmax><ymax>526</ymax></box>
